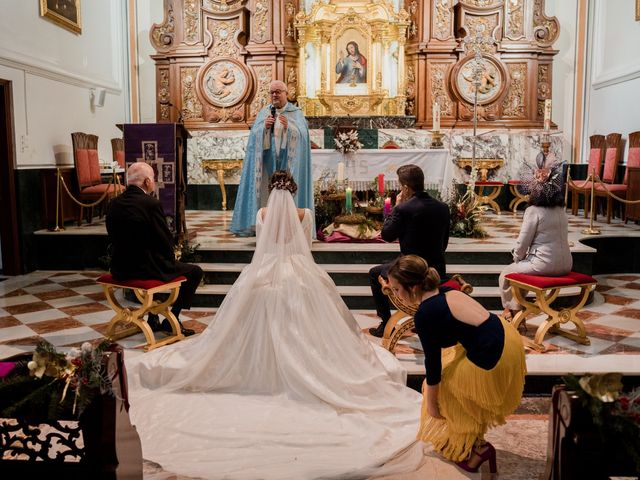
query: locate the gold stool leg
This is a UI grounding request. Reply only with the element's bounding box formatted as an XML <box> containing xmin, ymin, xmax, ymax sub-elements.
<box><xmin>217</xmin><ymin>168</ymin><xmax>227</xmax><ymax>211</ymax></box>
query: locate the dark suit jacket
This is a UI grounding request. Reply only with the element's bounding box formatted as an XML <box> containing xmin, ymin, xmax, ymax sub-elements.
<box><xmin>381</xmin><ymin>191</ymin><xmax>450</xmax><ymax>279</ymax></box>
<box><xmin>106</xmin><ymin>186</ymin><xmax>178</xmax><ymax>282</ymax></box>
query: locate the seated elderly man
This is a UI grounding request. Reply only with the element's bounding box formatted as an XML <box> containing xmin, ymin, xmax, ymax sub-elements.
<box><xmin>106</xmin><ymin>162</ymin><xmax>202</xmax><ymax>336</ymax></box>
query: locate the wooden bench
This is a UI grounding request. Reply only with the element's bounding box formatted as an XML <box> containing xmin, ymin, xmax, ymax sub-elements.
<box><xmin>505</xmin><ymin>272</ymin><xmax>596</xmax><ymax>352</ymax></box>
<box><xmin>379</xmin><ymin>274</ymin><xmax>473</xmax><ymax>353</ymax></box>
<box><xmin>97</xmin><ymin>273</ymin><xmax>187</xmax><ymax>351</ymax></box>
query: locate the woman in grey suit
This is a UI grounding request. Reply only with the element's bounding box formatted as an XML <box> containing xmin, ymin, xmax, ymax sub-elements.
<box><xmin>499</xmin><ymin>161</ymin><xmax>571</xmax><ymax>320</ymax></box>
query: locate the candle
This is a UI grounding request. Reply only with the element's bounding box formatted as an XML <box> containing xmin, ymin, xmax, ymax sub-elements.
<box><xmin>543</xmin><ymin>99</ymin><xmax>552</xmax><ymax>131</ymax></box>
<box><xmin>337</xmin><ymin>162</ymin><xmax>345</xmax><ymax>183</ymax></box>
<box><xmin>433</xmin><ymin>101</ymin><xmax>441</xmax><ymax>132</ymax></box>
<box><xmin>377</xmin><ymin>173</ymin><xmax>385</xmax><ymax>195</ymax></box>
<box><xmin>345</xmin><ymin>187</ymin><xmax>352</xmax><ymax>213</ymax></box>
<box><xmin>384</xmin><ymin>197</ymin><xmax>392</xmax><ymax>216</ymax></box>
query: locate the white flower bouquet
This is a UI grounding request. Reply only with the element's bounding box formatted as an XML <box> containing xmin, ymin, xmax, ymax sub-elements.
<box><xmin>334</xmin><ymin>130</ymin><xmax>363</xmax><ymax>154</ymax></box>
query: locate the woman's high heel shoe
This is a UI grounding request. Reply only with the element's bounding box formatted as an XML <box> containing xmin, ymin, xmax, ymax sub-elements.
<box><xmin>455</xmin><ymin>442</ymin><xmax>497</xmax><ymax>473</ymax></box>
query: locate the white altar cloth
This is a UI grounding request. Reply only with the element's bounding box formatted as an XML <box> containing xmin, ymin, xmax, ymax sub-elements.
<box><xmin>311</xmin><ymin>149</ymin><xmax>451</xmax><ymax>192</ymax></box>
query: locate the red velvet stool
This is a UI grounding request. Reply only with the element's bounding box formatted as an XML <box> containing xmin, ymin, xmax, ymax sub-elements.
<box><xmin>505</xmin><ymin>272</ymin><xmax>596</xmax><ymax>352</ymax></box>
<box><xmin>379</xmin><ymin>275</ymin><xmax>473</xmax><ymax>353</ymax></box>
<box><xmin>508</xmin><ymin>180</ymin><xmax>529</xmax><ymax>213</ymax></box>
<box><xmin>97</xmin><ymin>274</ymin><xmax>187</xmax><ymax>351</ymax></box>
<box><xmin>467</xmin><ymin>181</ymin><xmax>503</xmax><ymax>214</ymax></box>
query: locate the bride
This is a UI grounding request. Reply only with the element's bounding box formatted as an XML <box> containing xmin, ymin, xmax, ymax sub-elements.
<box><xmin>125</xmin><ymin>170</ymin><xmax>427</xmax><ymax>480</ymax></box>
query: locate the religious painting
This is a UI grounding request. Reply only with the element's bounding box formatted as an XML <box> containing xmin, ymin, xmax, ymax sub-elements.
<box><xmin>335</xmin><ymin>30</ymin><xmax>368</xmax><ymax>90</ymax></box>
<box><xmin>161</xmin><ymin>164</ymin><xmax>175</xmax><ymax>185</ymax></box>
<box><xmin>142</xmin><ymin>141</ymin><xmax>158</xmax><ymax>162</ymax></box>
<box><xmin>452</xmin><ymin>55</ymin><xmax>506</xmax><ymax>105</ymax></box>
<box><xmin>40</xmin><ymin>0</ymin><xmax>81</xmax><ymax>34</ymax></box>
<box><xmin>199</xmin><ymin>59</ymin><xmax>251</xmax><ymax>108</ymax></box>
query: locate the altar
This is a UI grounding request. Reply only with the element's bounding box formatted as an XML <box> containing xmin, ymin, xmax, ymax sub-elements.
<box><xmin>311</xmin><ymin>149</ymin><xmax>450</xmax><ymax>192</ymax></box>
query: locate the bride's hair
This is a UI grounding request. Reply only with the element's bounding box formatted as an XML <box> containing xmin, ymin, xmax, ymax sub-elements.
<box><xmin>268</xmin><ymin>170</ymin><xmax>298</xmax><ymax>195</ymax></box>
<box><xmin>388</xmin><ymin>255</ymin><xmax>440</xmax><ymax>293</ymax></box>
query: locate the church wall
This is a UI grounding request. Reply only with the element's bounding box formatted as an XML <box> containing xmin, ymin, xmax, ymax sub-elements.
<box><xmin>0</xmin><ymin>0</ymin><xmax>129</xmax><ymax>169</ymax></box>
<box><xmin>584</xmin><ymin>0</ymin><xmax>640</xmax><ymax>163</ymax></box>
<box><xmin>135</xmin><ymin>0</ymin><xmax>164</xmax><ymax>123</ymax></box>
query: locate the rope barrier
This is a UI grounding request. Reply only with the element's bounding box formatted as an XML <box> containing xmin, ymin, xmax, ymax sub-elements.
<box><xmin>567</xmin><ymin>173</ymin><xmax>640</xmax><ymax>205</ymax></box>
<box><xmin>58</xmin><ymin>169</ymin><xmax>121</xmax><ymax>208</ymax></box>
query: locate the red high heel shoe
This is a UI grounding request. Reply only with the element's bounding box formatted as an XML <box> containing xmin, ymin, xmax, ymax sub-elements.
<box><xmin>456</xmin><ymin>442</ymin><xmax>497</xmax><ymax>473</ymax></box>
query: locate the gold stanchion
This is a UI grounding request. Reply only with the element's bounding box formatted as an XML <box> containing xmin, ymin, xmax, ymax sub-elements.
<box><xmin>564</xmin><ymin>167</ymin><xmax>570</xmax><ymax>211</ymax></box>
<box><xmin>581</xmin><ymin>172</ymin><xmax>601</xmax><ymax>235</ymax></box>
<box><xmin>51</xmin><ymin>168</ymin><xmax>65</xmax><ymax>232</ymax></box>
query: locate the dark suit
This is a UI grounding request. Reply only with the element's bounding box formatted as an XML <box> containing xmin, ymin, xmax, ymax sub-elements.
<box><xmin>369</xmin><ymin>191</ymin><xmax>450</xmax><ymax>324</ymax></box>
<box><xmin>106</xmin><ymin>186</ymin><xmax>202</xmax><ymax>317</ymax></box>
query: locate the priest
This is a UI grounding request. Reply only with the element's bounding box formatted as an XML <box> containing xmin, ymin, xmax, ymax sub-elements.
<box><xmin>231</xmin><ymin>80</ymin><xmax>313</xmax><ymax>236</ymax></box>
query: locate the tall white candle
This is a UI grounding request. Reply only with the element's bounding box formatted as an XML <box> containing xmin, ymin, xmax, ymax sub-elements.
<box><xmin>337</xmin><ymin>162</ymin><xmax>345</xmax><ymax>183</ymax></box>
<box><xmin>544</xmin><ymin>99</ymin><xmax>552</xmax><ymax>131</ymax></box>
<box><xmin>433</xmin><ymin>101</ymin><xmax>441</xmax><ymax>132</ymax></box>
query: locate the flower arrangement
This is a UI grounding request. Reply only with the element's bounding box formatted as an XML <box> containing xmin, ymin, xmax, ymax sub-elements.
<box><xmin>448</xmin><ymin>185</ymin><xmax>487</xmax><ymax>238</ymax></box>
<box><xmin>563</xmin><ymin>373</ymin><xmax>640</xmax><ymax>472</ymax></box>
<box><xmin>334</xmin><ymin>129</ymin><xmax>363</xmax><ymax>155</ymax></box>
<box><xmin>0</xmin><ymin>340</ymin><xmax>113</xmax><ymax>420</ymax></box>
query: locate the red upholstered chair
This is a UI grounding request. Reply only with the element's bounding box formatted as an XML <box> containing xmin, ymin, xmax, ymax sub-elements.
<box><xmin>111</xmin><ymin>138</ymin><xmax>125</xmax><ymax>168</ymax></box>
<box><xmin>505</xmin><ymin>272</ymin><xmax>596</xmax><ymax>352</ymax></box>
<box><xmin>379</xmin><ymin>274</ymin><xmax>473</xmax><ymax>353</ymax></box>
<box><xmin>594</xmin><ymin>131</ymin><xmax>640</xmax><ymax>223</ymax></box>
<box><xmin>570</xmin><ymin>134</ymin><xmax>606</xmax><ymax>217</ymax></box>
<box><xmin>592</xmin><ymin>133</ymin><xmax>624</xmax><ymax>222</ymax></box>
<box><xmin>72</xmin><ymin>132</ymin><xmax>124</xmax><ymax>225</ymax></box>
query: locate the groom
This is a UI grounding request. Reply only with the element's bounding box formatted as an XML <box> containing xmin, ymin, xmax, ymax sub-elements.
<box><xmin>231</xmin><ymin>80</ymin><xmax>313</xmax><ymax>236</ymax></box>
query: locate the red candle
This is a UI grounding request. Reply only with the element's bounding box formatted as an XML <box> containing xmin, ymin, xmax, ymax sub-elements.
<box><xmin>384</xmin><ymin>197</ymin><xmax>392</xmax><ymax>216</ymax></box>
<box><xmin>377</xmin><ymin>173</ymin><xmax>385</xmax><ymax>194</ymax></box>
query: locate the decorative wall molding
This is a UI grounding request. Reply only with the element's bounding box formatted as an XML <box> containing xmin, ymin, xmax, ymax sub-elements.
<box><xmin>591</xmin><ymin>0</ymin><xmax>640</xmax><ymax>90</ymax></box>
<box><xmin>0</xmin><ymin>46</ymin><xmax>123</xmax><ymax>94</ymax></box>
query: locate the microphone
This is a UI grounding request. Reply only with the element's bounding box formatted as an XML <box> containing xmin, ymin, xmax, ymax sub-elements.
<box><xmin>270</xmin><ymin>105</ymin><xmax>277</xmax><ymax>118</ymax></box>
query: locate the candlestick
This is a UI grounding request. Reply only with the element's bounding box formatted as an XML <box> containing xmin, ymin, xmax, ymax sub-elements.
<box><xmin>377</xmin><ymin>173</ymin><xmax>385</xmax><ymax>195</ymax></box>
<box><xmin>433</xmin><ymin>101</ymin><xmax>440</xmax><ymax>132</ymax></box>
<box><xmin>345</xmin><ymin>187</ymin><xmax>352</xmax><ymax>214</ymax></box>
<box><xmin>337</xmin><ymin>162</ymin><xmax>345</xmax><ymax>183</ymax></box>
<box><xmin>384</xmin><ymin>197</ymin><xmax>391</xmax><ymax>216</ymax></box>
<box><xmin>543</xmin><ymin>99</ymin><xmax>552</xmax><ymax>131</ymax></box>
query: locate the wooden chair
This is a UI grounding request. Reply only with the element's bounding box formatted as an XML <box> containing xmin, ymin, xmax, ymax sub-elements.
<box><xmin>594</xmin><ymin>131</ymin><xmax>640</xmax><ymax>223</ymax></box>
<box><xmin>71</xmin><ymin>132</ymin><xmax>124</xmax><ymax>225</ymax></box>
<box><xmin>570</xmin><ymin>134</ymin><xmax>606</xmax><ymax>217</ymax></box>
<box><xmin>110</xmin><ymin>138</ymin><xmax>125</xmax><ymax>168</ymax></box>
<box><xmin>97</xmin><ymin>273</ymin><xmax>187</xmax><ymax>351</ymax></box>
<box><xmin>505</xmin><ymin>272</ymin><xmax>596</xmax><ymax>352</ymax></box>
<box><xmin>592</xmin><ymin>133</ymin><xmax>624</xmax><ymax>223</ymax></box>
<box><xmin>379</xmin><ymin>274</ymin><xmax>473</xmax><ymax>353</ymax></box>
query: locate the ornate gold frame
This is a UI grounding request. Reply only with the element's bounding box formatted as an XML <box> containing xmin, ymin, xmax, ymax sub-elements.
<box><xmin>39</xmin><ymin>0</ymin><xmax>82</xmax><ymax>35</ymax></box>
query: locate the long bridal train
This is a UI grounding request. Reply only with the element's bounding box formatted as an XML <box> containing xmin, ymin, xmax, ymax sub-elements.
<box><xmin>125</xmin><ymin>189</ymin><xmax>433</xmax><ymax>480</ymax></box>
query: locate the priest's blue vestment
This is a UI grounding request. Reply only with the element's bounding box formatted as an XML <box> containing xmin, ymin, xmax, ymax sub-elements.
<box><xmin>231</xmin><ymin>102</ymin><xmax>313</xmax><ymax>236</ymax></box>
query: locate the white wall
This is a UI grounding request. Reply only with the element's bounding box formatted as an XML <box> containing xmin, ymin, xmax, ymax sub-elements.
<box><xmin>584</xmin><ymin>0</ymin><xmax>640</xmax><ymax>161</ymax></box>
<box><xmin>0</xmin><ymin>0</ymin><xmax>130</xmax><ymax>168</ymax></box>
<box><xmin>135</xmin><ymin>0</ymin><xmax>164</xmax><ymax>123</ymax></box>
<box><xmin>546</xmin><ymin>0</ymin><xmax>580</xmax><ymax>163</ymax></box>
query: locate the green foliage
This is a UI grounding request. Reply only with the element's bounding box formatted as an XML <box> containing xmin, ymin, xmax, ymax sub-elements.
<box><xmin>448</xmin><ymin>185</ymin><xmax>487</xmax><ymax>238</ymax></box>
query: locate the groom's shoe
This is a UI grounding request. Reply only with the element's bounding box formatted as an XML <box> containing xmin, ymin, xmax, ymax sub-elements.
<box><xmin>147</xmin><ymin>313</ymin><xmax>162</xmax><ymax>332</ymax></box>
<box><xmin>160</xmin><ymin>318</ymin><xmax>195</xmax><ymax>337</ymax></box>
<box><xmin>368</xmin><ymin>322</ymin><xmax>387</xmax><ymax>338</ymax></box>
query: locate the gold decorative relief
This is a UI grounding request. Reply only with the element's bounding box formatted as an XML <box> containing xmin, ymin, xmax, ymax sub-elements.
<box><xmin>464</xmin><ymin>0</ymin><xmax>495</xmax><ymax>6</ymax></box>
<box><xmin>533</xmin><ymin>0</ymin><xmax>559</xmax><ymax>47</ymax></box>
<box><xmin>199</xmin><ymin>58</ymin><xmax>251</xmax><ymax>108</ymax></box>
<box><xmin>431</xmin><ymin>63</ymin><xmax>453</xmax><ymax>116</ymax></box>
<box><xmin>405</xmin><ymin>65</ymin><xmax>415</xmax><ymax>115</ymax></box>
<box><xmin>250</xmin><ymin>65</ymin><xmax>272</xmax><ymax>119</ymax></box>
<box><xmin>433</xmin><ymin>0</ymin><xmax>452</xmax><ymax>40</ymax></box>
<box><xmin>203</xmin><ymin>0</ymin><xmax>234</xmax><ymax>12</ymax></box>
<box><xmin>502</xmin><ymin>63</ymin><xmax>526</xmax><ymax>117</ymax></box>
<box><xmin>253</xmin><ymin>0</ymin><xmax>269</xmax><ymax>43</ymax></box>
<box><xmin>453</xmin><ymin>54</ymin><xmax>504</xmax><ymax>105</ymax></box>
<box><xmin>181</xmin><ymin>67</ymin><xmax>203</xmax><ymax>120</ymax></box>
<box><xmin>158</xmin><ymin>68</ymin><xmax>171</xmax><ymax>120</ymax></box>
<box><xmin>505</xmin><ymin>0</ymin><xmax>524</xmax><ymax>39</ymax></box>
<box><xmin>183</xmin><ymin>0</ymin><xmax>200</xmax><ymax>44</ymax></box>
<box><xmin>537</xmin><ymin>100</ymin><xmax>545</xmax><ymax>117</ymax></box>
<box><xmin>286</xmin><ymin>66</ymin><xmax>298</xmax><ymax>102</ymax></box>
<box><xmin>537</xmin><ymin>64</ymin><xmax>551</xmax><ymax>101</ymax></box>
<box><xmin>151</xmin><ymin>4</ymin><xmax>175</xmax><ymax>50</ymax></box>
<box><xmin>210</xmin><ymin>21</ymin><xmax>240</xmax><ymax>57</ymax></box>
<box><xmin>407</xmin><ymin>0</ymin><xmax>418</xmax><ymax>37</ymax></box>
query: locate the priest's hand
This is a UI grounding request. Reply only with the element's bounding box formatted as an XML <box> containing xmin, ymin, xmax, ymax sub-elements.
<box><xmin>265</xmin><ymin>115</ymin><xmax>275</xmax><ymax>130</ymax></box>
<box><xmin>278</xmin><ymin>115</ymin><xmax>288</xmax><ymax>129</ymax></box>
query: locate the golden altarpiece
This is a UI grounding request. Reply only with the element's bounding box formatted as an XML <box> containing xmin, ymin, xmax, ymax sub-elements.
<box><xmin>150</xmin><ymin>0</ymin><xmax>559</xmax><ymax>130</ymax></box>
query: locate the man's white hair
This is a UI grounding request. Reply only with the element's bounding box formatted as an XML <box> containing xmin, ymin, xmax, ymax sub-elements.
<box><xmin>127</xmin><ymin>162</ymin><xmax>153</xmax><ymax>187</ymax></box>
<box><xmin>269</xmin><ymin>80</ymin><xmax>287</xmax><ymax>92</ymax></box>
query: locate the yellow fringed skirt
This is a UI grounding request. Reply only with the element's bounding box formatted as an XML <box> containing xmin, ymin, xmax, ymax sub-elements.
<box><xmin>416</xmin><ymin>316</ymin><xmax>526</xmax><ymax>462</ymax></box>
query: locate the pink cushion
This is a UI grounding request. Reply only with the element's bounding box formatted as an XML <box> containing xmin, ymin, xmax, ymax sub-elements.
<box><xmin>587</xmin><ymin>148</ymin><xmax>602</xmax><ymax>176</ymax></box>
<box><xmin>471</xmin><ymin>181</ymin><xmax>503</xmax><ymax>186</ymax></box>
<box><xmin>602</xmin><ymin>148</ymin><xmax>618</xmax><ymax>182</ymax></box>
<box><xmin>81</xmin><ymin>184</ymin><xmax>125</xmax><ymax>196</ymax></box>
<box><xmin>623</xmin><ymin>147</ymin><xmax>640</xmax><ymax>184</ymax></box>
<box><xmin>97</xmin><ymin>273</ymin><xmax>187</xmax><ymax>289</ymax></box>
<box><xmin>508</xmin><ymin>180</ymin><xmax>523</xmax><ymax>185</ymax></box>
<box><xmin>595</xmin><ymin>183</ymin><xmax>627</xmax><ymax>193</ymax></box>
<box><xmin>505</xmin><ymin>272</ymin><xmax>596</xmax><ymax>288</ymax></box>
<box><xmin>115</xmin><ymin>150</ymin><xmax>125</xmax><ymax>168</ymax></box>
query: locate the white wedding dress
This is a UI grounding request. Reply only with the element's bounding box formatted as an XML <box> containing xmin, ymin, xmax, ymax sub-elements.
<box><xmin>125</xmin><ymin>189</ymin><xmax>425</xmax><ymax>480</ymax></box>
